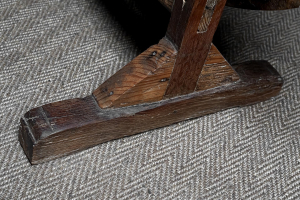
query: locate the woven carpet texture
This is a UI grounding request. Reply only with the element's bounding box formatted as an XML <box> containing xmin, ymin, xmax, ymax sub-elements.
<box><xmin>0</xmin><ymin>0</ymin><xmax>299</xmax><ymax>199</ymax></box>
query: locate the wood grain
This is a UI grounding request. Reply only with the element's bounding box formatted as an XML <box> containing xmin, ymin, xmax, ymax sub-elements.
<box><xmin>164</xmin><ymin>0</ymin><xmax>227</xmax><ymax>98</ymax></box>
<box><xmin>93</xmin><ymin>37</ymin><xmax>238</xmax><ymax>108</ymax></box>
<box><xmin>158</xmin><ymin>0</ymin><xmax>300</xmax><ymax>11</ymax></box>
<box><xmin>19</xmin><ymin>61</ymin><xmax>283</xmax><ymax>164</ymax></box>
<box><xmin>18</xmin><ymin>0</ymin><xmax>287</xmax><ymax>165</ymax></box>
<box><xmin>196</xmin><ymin>44</ymin><xmax>240</xmax><ymax>91</ymax></box>
<box><xmin>198</xmin><ymin>0</ymin><xmax>222</xmax><ymax>33</ymax></box>
<box><xmin>93</xmin><ymin>38</ymin><xmax>177</xmax><ymax>108</ymax></box>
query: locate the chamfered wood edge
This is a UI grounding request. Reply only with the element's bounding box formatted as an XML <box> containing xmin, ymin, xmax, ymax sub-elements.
<box><xmin>19</xmin><ymin>60</ymin><xmax>283</xmax><ymax>164</ymax></box>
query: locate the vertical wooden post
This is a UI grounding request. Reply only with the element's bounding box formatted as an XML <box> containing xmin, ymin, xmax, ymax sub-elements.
<box><xmin>164</xmin><ymin>0</ymin><xmax>227</xmax><ymax>98</ymax></box>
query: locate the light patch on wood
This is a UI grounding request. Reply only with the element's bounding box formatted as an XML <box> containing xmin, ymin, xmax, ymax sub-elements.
<box><xmin>93</xmin><ymin>38</ymin><xmax>177</xmax><ymax>108</ymax></box>
<box><xmin>94</xmin><ymin>39</ymin><xmax>239</xmax><ymax>108</ymax></box>
<box><xmin>197</xmin><ymin>0</ymin><xmax>219</xmax><ymax>33</ymax></box>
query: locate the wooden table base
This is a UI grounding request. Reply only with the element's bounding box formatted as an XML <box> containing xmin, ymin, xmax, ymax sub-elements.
<box><xmin>19</xmin><ymin>59</ymin><xmax>282</xmax><ymax>164</ymax></box>
<box><xmin>19</xmin><ymin>0</ymin><xmax>287</xmax><ymax>164</ymax></box>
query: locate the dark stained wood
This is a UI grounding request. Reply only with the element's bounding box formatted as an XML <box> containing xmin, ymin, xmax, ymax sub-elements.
<box><xmin>158</xmin><ymin>0</ymin><xmax>300</xmax><ymax>11</ymax></box>
<box><xmin>19</xmin><ymin>61</ymin><xmax>283</xmax><ymax>164</ymax></box>
<box><xmin>164</xmin><ymin>0</ymin><xmax>227</xmax><ymax>98</ymax></box>
<box><xmin>196</xmin><ymin>44</ymin><xmax>240</xmax><ymax>91</ymax></box>
<box><xmin>19</xmin><ymin>0</ymin><xmax>287</xmax><ymax>165</ymax></box>
<box><xmin>93</xmin><ymin>38</ymin><xmax>238</xmax><ymax>108</ymax></box>
<box><xmin>226</xmin><ymin>0</ymin><xmax>300</xmax><ymax>10</ymax></box>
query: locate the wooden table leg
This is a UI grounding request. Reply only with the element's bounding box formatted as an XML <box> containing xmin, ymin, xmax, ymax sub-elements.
<box><xmin>19</xmin><ymin>0</ymin><xmax>284</xmax><ymax>164</ymax></box>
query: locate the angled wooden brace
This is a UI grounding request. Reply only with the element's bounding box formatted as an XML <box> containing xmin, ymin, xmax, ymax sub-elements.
<box><xmin>19</xmin><ymin>0</ymin><xmax>292</xmax><ymax>164</ymax></box>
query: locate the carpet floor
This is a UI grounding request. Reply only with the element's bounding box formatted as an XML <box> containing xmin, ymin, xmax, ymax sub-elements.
<box><xmin>0</xmin><ymin>0</ymin><xmax>299</xmax><ymax>199</ymax></box>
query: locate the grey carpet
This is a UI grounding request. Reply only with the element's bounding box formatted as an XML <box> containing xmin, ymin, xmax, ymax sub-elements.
<box><xmin>0</xmin><ymin>0</ymin><xmax>299</xmax><ymax>199</ymax></box>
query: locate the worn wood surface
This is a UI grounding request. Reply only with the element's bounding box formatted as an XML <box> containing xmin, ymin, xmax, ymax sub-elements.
<box><xmin>158</xmin><ymin>0</ymin><xmax>300</xmax><ymax>11</ymax></box>
<box><xmin>93</xmin><ymin>38</ymin><xmax>177</xmax><ymax>108</ymax></box>
<box><xmin>196</xmin><ymin>44</ymin><xmax>240</xmax><ymax>91</ymax></box>
<box><xmin>164</xmin><ymin>0</ymin><xmax>227</xmax><ymax>98</ymax></box>
<box><xmin>19</xmin><ymin>61</ymin><xmax>283</xmax><ymax>164</ymax></box>
<box><xmin>19</xmin><ymin>0</ymin><xmax>287</xmax><ymax>165</ymax></box>
<box><xmin>93</xmin><ymin>37</ymin><xmax>238</xmax><ymax>108</ymax></box>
